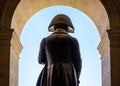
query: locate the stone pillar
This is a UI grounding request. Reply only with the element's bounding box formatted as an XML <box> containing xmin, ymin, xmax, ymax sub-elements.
<box><xmin>98</xmin><ymin>32</ymin><xmax>111</xmax><ymax>86</ymax></box>
<box><xmin>0</xmin><ymin>29</ymin><xmax>13</xmax><ymax>86</ymax></box>
<box><xmin>0</xmin><ymin>29</ymin><xmax>22</xmax><ymax>86</ymax></box>
<box><xmin>10</xmin><ymin>30</ymin><xmax>22</xmax><ymax>86</ymax></box>
<box><xmin>98</xmin><ymin>30</ymin><xmax>120</xmax><ymax>86</ymax></box>
<box><xmin>108</xmin><ymin>30</ymin><xmax>120</xmax><ymax>86</ymax></box>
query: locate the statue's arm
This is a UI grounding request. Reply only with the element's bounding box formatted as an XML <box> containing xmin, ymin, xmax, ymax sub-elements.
<box><xmin>72</xmin><ymin>38</ymin><xmax>82</xmax><ymax>80</ymax></box>
<box><xmin>38</xmin><ymin>38</ymin><xmax>46</xmax><ymax>64</ymax></box>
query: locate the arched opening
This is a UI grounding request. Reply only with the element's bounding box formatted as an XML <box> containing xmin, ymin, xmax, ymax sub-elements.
<box><xmin>2</xmin><ymin>0</ymin><xmax>120</xmax><ymax>86</ymax></box>
<box><xmin>19</xmin><ymin>6</ymin><xmax>101</xmax><ymax>86</ymax></box>
<box><xmin>9</xmin><ymin>0</ymin><xmax>110</xmax><ymax>86</ymax></box>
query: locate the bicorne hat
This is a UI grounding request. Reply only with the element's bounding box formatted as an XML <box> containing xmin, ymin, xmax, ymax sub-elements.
<box><xmin>48</xmin><ymin>14</ymin><xmax>75</xmax><ymax>33</ymax></box>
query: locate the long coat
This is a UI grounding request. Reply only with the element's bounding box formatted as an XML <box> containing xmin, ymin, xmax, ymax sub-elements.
<box><xmin>36</xmin><ymin>30</ymin><xmax>82</xmax><ymax>86</ymax></box>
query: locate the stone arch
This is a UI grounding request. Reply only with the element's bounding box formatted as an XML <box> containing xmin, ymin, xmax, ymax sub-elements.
<box><xmin>0</xmin><ymin>0</ymin><xmax>120</xmax><ymax>86</ymax></box>
<box><xmin>12</xmin><ymin>0</ymin><xmax>109</xmax><ymax>38</ymax></box>
<box><xmin>11</xmin><ymin>1</ymin><xmax>110</xmax><ymax>86</ymax></box>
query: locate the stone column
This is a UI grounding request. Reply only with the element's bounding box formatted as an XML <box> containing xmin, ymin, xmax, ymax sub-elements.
<box><xmin>98</xmin><ymin>32</ymin><xmax>111</xmax><ymax>86</ymax></box>
<box><xmin>0</xmin><ymin>29</ymin><xmax>13</xmax><ymax>86</ymax></box>
<box><xmin>0</xmin><ymin>29</ymin><xmax>22</xmax><ymax>86</ymax></box>
<box><xmin>108</xmin><ymin>30</ymin><xmax>120</xmax><ymax>86</ymax></box>
<box><xmin>10</xmin><ymin>30</ymin><xmax>22</xmax><ymax>86</ymax></box>
<box><xmin>98</xmin><ymin>30</ymin><xmax>120</xmax><ymax>86</ymax></box>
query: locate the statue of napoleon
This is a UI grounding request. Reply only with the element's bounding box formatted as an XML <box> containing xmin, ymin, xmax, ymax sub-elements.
<box><xmin>36</xmin><ymin>14</ymin><xmax>82</xmax><ymax>86</ymax></box>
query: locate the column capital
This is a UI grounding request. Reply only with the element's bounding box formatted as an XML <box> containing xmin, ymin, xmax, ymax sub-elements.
<box><xmin>0</xmin><ymin>29</ymin><xmax>14</xmax><ymax>46</ymax></box>
<box><xmin>98</xmin><ymin>32</ymin><xmax>110</xmax><ymax>58</ymax></box>
<box><xmin>11</xmin><ymin>30</ymin><xmax>23</xmax><ymax>57</ymax></box>
<box><xmin>107</xmin><ymin>30</ymin><xmax>120</xmax><ymax>47</ymax></box>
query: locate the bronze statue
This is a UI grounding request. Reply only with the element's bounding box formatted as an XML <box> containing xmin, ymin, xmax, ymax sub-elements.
<box><xmin>36</xmin><ymin>14</ymin><xmax>82</xmax><ymax>86</ymax></box>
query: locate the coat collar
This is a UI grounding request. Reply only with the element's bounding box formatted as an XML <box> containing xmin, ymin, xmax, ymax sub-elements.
<box><xmin>53</xmin><ymin>29</ymin><xmax>67</xmax><ymax>34</ymax></box>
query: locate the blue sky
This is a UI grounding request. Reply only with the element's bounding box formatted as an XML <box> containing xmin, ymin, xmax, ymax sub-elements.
<box><xmin>19</xmin><ymin>6</ymin><xmax>101</xmax><ymax>86</ymax></box>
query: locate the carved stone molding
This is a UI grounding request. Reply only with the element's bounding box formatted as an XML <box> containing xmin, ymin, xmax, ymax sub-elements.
<box><xmin>108</xmin><ymin>30</ymin><xmax>120</xmax><ymax>47</ymax></box>
<box><xmin>0</xmin><ymin>29</ymin><xmax>13</xmax><ymax>46</ymax></box>
<box><xmin>11</xmin><ymin>30</ymin><xmax>23</xmax><ymax>57</ymax></box>
<box><xmin>98</xmin><ymin>32</ymin><xmax>110</xmax><ymax>58</ymax></box>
